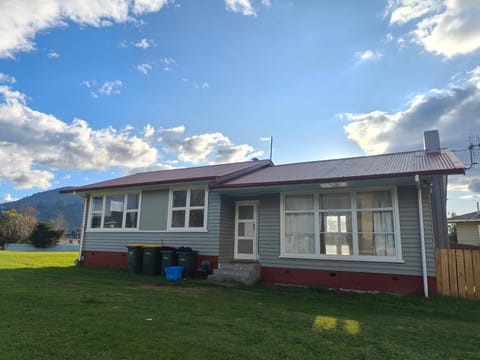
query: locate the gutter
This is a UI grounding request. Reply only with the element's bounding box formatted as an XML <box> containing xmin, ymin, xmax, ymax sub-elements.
<box><xmin>76</xmin><ymin>195</ymin><xmax>87</xmax><ymax>265</ymax></box>
<box><xmin>415</xmin><ymin>175</ymin><xmax>429</xmax><ymax>298</ymax></box>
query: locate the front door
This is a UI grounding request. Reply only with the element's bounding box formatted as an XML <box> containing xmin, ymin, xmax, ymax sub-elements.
<box><xmin>234</xmin><ymin>201</ymin><xmax>258</xmax><ymax>260</ymax></box>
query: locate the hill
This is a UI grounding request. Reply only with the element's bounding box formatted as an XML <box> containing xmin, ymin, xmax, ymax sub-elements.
<box><xmin>0</xmin><ymin>187</ymin><xmax>83</xmax><ymax>232</ymax></box>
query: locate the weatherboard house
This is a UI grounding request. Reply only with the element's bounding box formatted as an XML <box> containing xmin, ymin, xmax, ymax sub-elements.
<box><xmin>66</xmin><ymin>131</ymin><xmax>464</xmax><ymax>295</ymax></box>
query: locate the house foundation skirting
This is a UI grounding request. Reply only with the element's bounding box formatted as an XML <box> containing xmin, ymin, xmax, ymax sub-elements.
<box><xmin>80</xmin><ymin>250</ymin><xmax>219</xmax><ymax>270</ymax></box>
<box><xmin>261</xmin><ymin>266</ymin><xmax>437</xmax><ymax>294</ymax></box>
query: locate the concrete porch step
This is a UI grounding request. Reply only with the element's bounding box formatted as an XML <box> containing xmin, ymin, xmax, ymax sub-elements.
<box><xmin>207</xmin><ymin>262</ymin><xmax>261</xmax><ymax>286</ymax></box>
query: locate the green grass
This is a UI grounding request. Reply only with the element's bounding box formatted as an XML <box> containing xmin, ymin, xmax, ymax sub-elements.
<box><xmin>1</xmin><ymin>252</ymin><xmax>479</xmax><ymax>360</ymax></box>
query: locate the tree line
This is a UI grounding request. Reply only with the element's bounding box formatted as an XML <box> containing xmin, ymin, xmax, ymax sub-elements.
<box><xmin>0</xmin><ymin>206</ymin><xmax>67</xmax><ymax>249</ymax></box>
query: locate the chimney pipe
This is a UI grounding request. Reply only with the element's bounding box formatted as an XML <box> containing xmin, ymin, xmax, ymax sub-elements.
<box><xmin>424</xmin><ymin>130</ymin><xmax>441</xmax><ymax>153</ymax></box>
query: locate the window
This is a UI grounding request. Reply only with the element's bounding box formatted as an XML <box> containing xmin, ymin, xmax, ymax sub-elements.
<box><xmin>88</xmin><ymin>193</ymin><xmax>140</xmax><ymax>230</ymax></box>
<box><xmin>281</xmin><ymin>188</ymin><xmax>400</xmax><ymax>260</ymax></box>
<box><xmin>168</xmin><ymin>188</ymin><xmax>207</xmax><ymax>230</ymax></box>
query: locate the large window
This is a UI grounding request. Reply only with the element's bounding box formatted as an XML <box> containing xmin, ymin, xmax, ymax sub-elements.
<box><xmin>168</xmin><ymin>188</ymin><xmax>208</xmax><ymax>230</ymax></box>
<box><xmin>88</xmin><ymin>193</ymin><xmax>140</xmax><ymax>230</ymax></box>
<box><xmin>281</xmin><ymin>188</ymin><xmax>400</xmax><ymax>260</ymax></box>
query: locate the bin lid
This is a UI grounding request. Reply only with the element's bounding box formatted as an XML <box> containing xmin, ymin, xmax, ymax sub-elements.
<box><xmin>127</xmin><ymin>244</ymin><xmax>144</xmax><ymax>247</ymax></box>
<box><xmin>143</xmin><ymin>244</ymin><xmax>162</xmax><ymax>248</ymax></box>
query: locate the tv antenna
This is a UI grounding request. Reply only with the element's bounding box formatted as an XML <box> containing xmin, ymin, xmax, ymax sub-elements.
<box><xmin>465</xmin><ymin>135</ymin><xmax>480</xmax><ymax>170</ymax></box>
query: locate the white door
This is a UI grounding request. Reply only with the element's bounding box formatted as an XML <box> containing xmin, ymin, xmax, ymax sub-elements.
<box><xmin>234</xmin><ymin>201</ymin><xmax>258</xmax><ymax>260</ymax></box>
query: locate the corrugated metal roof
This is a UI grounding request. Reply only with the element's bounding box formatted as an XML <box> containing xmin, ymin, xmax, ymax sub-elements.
<box><xmin>213</xmin><ymin>149</ymin><xmax>465</xmax><ymax>188</ymax></box>
<box><xmin>66</xmin><ymin>160</ymin><xmax>272</xmax><ymax>192</ymax></box>
<box><xmin>448</xmin><ymin>211</ymin><xmax>480</xmax><ymax>223</ymax></box>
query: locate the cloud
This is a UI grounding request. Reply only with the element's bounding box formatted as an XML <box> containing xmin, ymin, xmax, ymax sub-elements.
<box><xmin>342</xmin><ymin>66</ymin><xmax>480</xmax><ymax>195</ymax></box>
<box><xmin>0</xmin><ymin>85</ymin><xmax>158</xmax><ymax>189</ymax></box>
<box><xmin>225</xmin><ymin>0</ymin><xmax>256</xmax><ymax>16</ymax></box>
<box><xmin>0</xmin><ymin>0</ymin><xmax>169</xmax><ymax>59</ymax></box>
<box><xmin>261</xmin><ymin>0</ymin><xmax>271</xmax><ymax>6</ymax></box>
<box><xmin>0</xmin><ymin>73</ymin><xmax>16</xmax><ymax>85</ymax></box>
<box><xmin>355</xmin><ymin>50</ymin><xmax>382</xmax><ymax>63</ymax></box>
<box><xmin>83</xmin><ymin>80</ymin><xmax>122</xmax><ymax>97</ymax></box>
<box><xmin>194</xmin><ymin>82</ymin><xmax>209</xmax><ymax>89</ymax></box>
<box><xmin>136</xmin><ymin>63</ymin><xmax>152</xmax><ymax>74</ymax></box>
<box><xmin>134</xmin><ymin>38</ymin><xmax>156</xmax><ymax>49</ymax></box>
<box><xmin>2</xmin><ymin>194</ymin><xmax>18</xmax><ymax>203</ymax></box>
<box><xmin>386</xmin><ymin>0</ymin><xmax>480</xmax><ymax>58</ymax></box>
<box><xmin>157</xmin><ymin>126</ymin><xmax>263</xmax><ymax>164</ymax></box>
<box><xmin>47</xmin><ymin>51</ymin><xmax>60</xmax><ymax>58</ymax></box>
<box><xmin>260</xmin><ymin>136</ymin><xmax>271</xmax><ymax>142</ymax></box>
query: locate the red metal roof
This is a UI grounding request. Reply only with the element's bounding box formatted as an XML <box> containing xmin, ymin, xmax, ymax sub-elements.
<box><xmin>65</xmin><ymin>160</ymin><xmax>272</xmax><ymax>193</ymax></box>
<box><xmin>213</xmin><ymin>149</ymin><xmax>465</xmax><ymax>188</ymax></box>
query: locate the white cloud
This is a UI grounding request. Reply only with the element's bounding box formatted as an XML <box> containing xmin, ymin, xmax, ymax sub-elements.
<box><xmin>0</xmin><ymin>85</ymin><xmax>158</xmax><ymax>189</ymax></box>
<box><xmin>2</xmin><ymin>194</ymin><xmax>18</xmax><ymax>203</ymax></box>
<box><xmin>47</xmin><ymin>51</ymin><xmax>60</xmax><ymax>58</ymax></box>
<box><xmin>261</xmin><ymin>0</ymin><xmax>271</xmax><ymax>6</ymax></box>
<box><xmin>355</xmin><ymin>50</ymin><xmax>382</xmax><ymax>63</ymax></box>
<box><xmin>341</xmin><ymin>66</ymin><xmax>480</xmax><ymax>195</ymax></box>
<box><xmin>0</xmin><ymin>0</ymin><xmax>169</xmax><ymax>58</ymax></box>
<box><xmin>134</xmin><ymin>38</ymin><xmax>156</xmax><ymax>49</ymax></box>
<box><xmin>194</xmin><ymin>82</ymin><xmax>209</xmax><ymax>89</ymax></box>
<box><xmin>225</xmin><ymin>0</ymin><xmax>256</xmax><ymax>16</ymax></box>
<box><xmin>157</xmin><ymin>126</ymin><xmax>263</xmax><ymax>164</ymax></box>
<box><xmin>143</xmin><ymin>124</ymin><xmax>155</xmax><ymax>139</ymax></box>
<box><xmin>98</xmin><ymin>80</ymin><xmax>122</xmax><ymax>96</ymax></box>
<box><xmin>83</xmin><ymin>80</ymin><xmax>122</xmax><ymax>97</ymax></box>
<box><xmin>386</xmin><ymin>0</ymin><xmax>480</xmax><ymax>58</ymax></box>
<box><xmin>0</xmin><ymin>73</ymin><xmax>16</xmax><ymax>85</ymax></box>
<box><xmin>260</xmin><ymin>136</ymin><xmax>271</xmax><ymax>142</ymax></box>
<box><xmin>136</xmin><ymin>63</ymin><xmax>152</xmax><ymax>74</ymax></box>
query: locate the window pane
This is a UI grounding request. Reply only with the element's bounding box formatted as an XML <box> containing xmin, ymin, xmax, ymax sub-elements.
<box><xmin>125</xmin><ymin>212</ymin><xmax>138</xmax><ymax>228</ymax></box>
<box><xmin>320</xmin><ymin>233</ymin><xmax>353</xmax><ymax>255</ymax></box>
<box><xmin>358</xmin><ymin>211</ymin><xmax>393</xmax><ymax>233</ymax></box>
<box><xmin>285</xmin><ymin>195</ymin><xmax>314</xmax><ymax>211</ymax></box>
<box><xmin>171</xmin><ymin>210</ymin><xmax>185</xmax><ymax>227</ymax></box>
<box><xmin>127</xmin><ymin>194</ymin><xmax>139</xmax><ymax>210</ymax></box>
<box><xmin>91</xmin><ymin>214</ymin><xmax>102</xmax><ymax>228</ymax></box>
<box><xmin>359</xmin><ymin>233</ymin><xmax>395</xmax><ymax>256</ymax></box>
<box><xmin>238</xmin><ymin>222</ymin><xmax>245</xmax><ymax>237</ymax></box>
<box><xmin>357</xmin><ymin>191</ymin><xmax>392</xmax><ymax>209</ymax></box>
<box><xmin>285</xmin><ymin>213</ymin><xmax>315</xmax><ymax>254</ymax></box>
<box><xmin>319</xmin><ymin>193</ymin><xmax>351</xmax><ymax>210</ymax></box>
<box><xmin>238</xmin><ymin>239</ymin><xmax>253</xmax><ymax>254</ymax></box>
<box><xmin>189</xmin><ymin>209</ymin><xmax>204</xmax><ymax>228</ymax></box>
<box><xmin>190</xmin><ymin>189</ymin><xmax>205</xmax><ymax>206</ymax></box>
<box><xmin>238</xmin><ymin>205</ymin><xmax>254</xmax><ymax>220</ymax></box>
<box><xmin>320</xmin><ymin>212</ymin><xmax>352</xmax><ymax>233</ymax></box>
<box><xmin>92</xmin><ymin>196</ymin><xmax>103</xmax><ymax>211</ymax></box>
<box><xmin>104</xmin><ymin>195</ymin><xmax>124</xmax><ymax>228</ymax></box>
<box><xmin>173</xmin><ymin>190</ymin><xmax>187</xmax><ymax>207</ymax></box>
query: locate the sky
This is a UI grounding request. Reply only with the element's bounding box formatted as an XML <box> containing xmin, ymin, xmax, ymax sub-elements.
<box><xmin>0</xmin><ymin>0</ymin><xmax>480</xmax><ymax>215</ymax></box>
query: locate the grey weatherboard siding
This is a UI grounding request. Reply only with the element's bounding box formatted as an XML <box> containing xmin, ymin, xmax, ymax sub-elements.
<box><xmin>255</xmin><ymin>185</ymin><xmax>435</xmax><ymax>277</ymax></box>
<box><xmin>82</xmin><ymin>191</ymin><xmax>222</xmax><ymax>255</ymax></box>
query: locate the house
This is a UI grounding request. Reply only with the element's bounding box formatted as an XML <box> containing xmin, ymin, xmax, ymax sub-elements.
<box><xmin>448</xmin><ymin>210</ymin><xmax>480</xmax><ymax>247</ymax></box>
<box><xmin>65</xmin><ymin>130</ymin><xmax>464</xmax><ymax>295</ymax></box>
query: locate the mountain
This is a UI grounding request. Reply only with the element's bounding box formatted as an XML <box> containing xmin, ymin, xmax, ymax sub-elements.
<box><xmin>0</xmin><ymin>187</ymin><xmax>83</xmax><ymax>232</ymax></box>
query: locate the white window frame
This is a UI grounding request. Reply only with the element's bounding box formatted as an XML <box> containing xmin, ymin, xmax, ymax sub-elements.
<box><xmin>87</xmin><ymin>192</ymin><xmax>142</xmax><ymax>232</ymax></box>
<box><xmin>280</xmin><ymin>187</ymin><xmax>403</xmax><ymax>263</ymax></box>
<box><xmin>167</xmin><ymin>187</ymin><xmax>209</xmax><ymax>232</ymax></box>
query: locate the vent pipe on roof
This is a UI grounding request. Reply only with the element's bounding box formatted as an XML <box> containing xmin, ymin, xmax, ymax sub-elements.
<box><xmin>477</xmin><ymin>201</ymin><xmax>479</xmax><ymax>215</ymax></box>
<box><xmin>424</xmin><ymin>130</ymin><xmax>441</xmax><ymax>153</ymax></box>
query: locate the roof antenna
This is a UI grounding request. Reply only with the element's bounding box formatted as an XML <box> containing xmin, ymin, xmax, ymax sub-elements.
<box><xmin>465</xmin><ymin>135</ymin><xmax>480</xmax><ymax>170</ymax></box>
<box><xmin>269</xmin><ymin>136</ymin><xmax>273</xmax><ymax>162</ymax></box>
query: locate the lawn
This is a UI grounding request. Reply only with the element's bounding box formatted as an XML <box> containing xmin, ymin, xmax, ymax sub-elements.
<box><xmin>0</xmin><ymin>252</ymin><xmax>479</xmax><ymax>360</ymax></box>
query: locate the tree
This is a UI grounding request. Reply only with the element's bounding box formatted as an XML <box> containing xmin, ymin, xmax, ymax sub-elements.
<box><xmin>29</xmin><ymin>221</ymin><xmax>65</xmax><ymax>248</ymax></box>
<box><xmin>51</xmin><ymin>214</ymin><xmax>69</xmax><ymax>232</ymax></box>
<box><xmin>0</xmin><ymin>209</ymin><xmax>37</xmax><ymax>248</ymax></box>
<box><xmin>448</xmin><ymin>223</ymin><xmax>457</xmax><ymax>243</ymax></box>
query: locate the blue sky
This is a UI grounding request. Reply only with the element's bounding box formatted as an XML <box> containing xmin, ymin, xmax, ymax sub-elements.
<box><xmin>0</xmin><ymin>0</ymin><xmax>480</xmax><ymax>215</ymax></box>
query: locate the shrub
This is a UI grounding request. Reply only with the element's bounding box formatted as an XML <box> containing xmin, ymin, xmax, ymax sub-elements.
<box><xmin>29</xmin><ymin>221</ymin><xmax>65</xmax><ymax>248</ymax></box>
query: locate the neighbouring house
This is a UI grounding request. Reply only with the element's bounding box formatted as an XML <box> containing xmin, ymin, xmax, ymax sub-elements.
<box><xmin>64</xmin><ymin>130</ymin><xmax>464</xmax><ymax>295</ymax></box>
<box><xmin>448</xmin><ymin>211</ymin><xmax>480</xmax><ymax>247</ymax></box>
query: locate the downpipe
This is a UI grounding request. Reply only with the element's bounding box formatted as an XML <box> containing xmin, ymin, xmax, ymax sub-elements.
<box><xmin>415</xmin><ymin>175</ymin><xmax>429</xmax><ymax>298</ymax></box>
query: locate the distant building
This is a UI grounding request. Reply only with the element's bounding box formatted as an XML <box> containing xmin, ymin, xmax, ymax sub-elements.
<box><xmin>448</xmin><ymin>211</ymin><xmax>480</xmax><ymax>247</ymax></box>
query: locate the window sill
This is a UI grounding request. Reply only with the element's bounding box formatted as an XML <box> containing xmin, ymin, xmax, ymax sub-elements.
<box><xmin>279</xmin><ymin>254</ymin><xmax>405</xmax><ymax>263</ymax></box>
<box><xmin>86</xmin><ymin>228</ymin><xmax>139</xmax><ymax>232</ymax></box>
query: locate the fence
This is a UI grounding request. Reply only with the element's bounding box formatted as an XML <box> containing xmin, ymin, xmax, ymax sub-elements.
<box><xmin>435</xmin><ymin>248</ymin><xmax>480</xmax><ymax>300</ymax></box>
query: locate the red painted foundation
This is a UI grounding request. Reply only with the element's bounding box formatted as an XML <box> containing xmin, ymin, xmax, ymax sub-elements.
<box><xmin>261</xmin><ymin>266</ymin><xmax>436</xmax><ymax>295</ymax></box>
<box><xmin>81</xmin><ymin>250</ymin><xmax>218</xmax><ymax>271</ymax></box>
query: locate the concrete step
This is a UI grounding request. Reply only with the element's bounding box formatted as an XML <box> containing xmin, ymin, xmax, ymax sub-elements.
<box><xmin>207</xmin><ymin>262</ymin><xmax>261</xmax><ymax>286</ymax></box>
